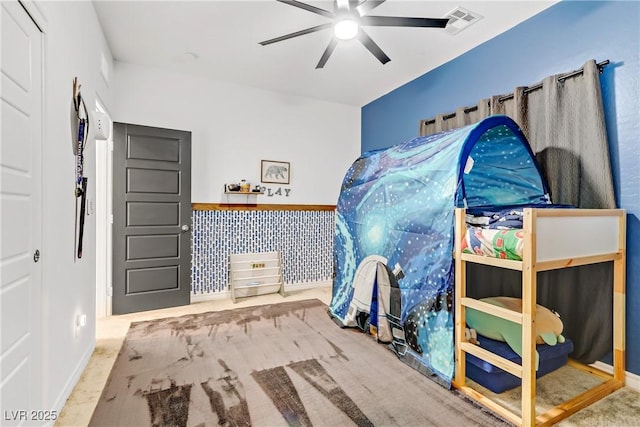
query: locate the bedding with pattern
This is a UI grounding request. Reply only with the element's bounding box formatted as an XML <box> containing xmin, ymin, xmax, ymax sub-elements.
<box><xmin>460</xmin><ymin>205</ymin><xmax>570</xmax><ymax>260</ymax></box>
<box><xmin>461</xmin><ymin>226</ymin><xmax>524</xmax><ymax>260</ymax></box>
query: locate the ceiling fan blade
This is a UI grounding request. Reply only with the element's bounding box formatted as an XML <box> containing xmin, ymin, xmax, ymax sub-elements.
<box><xmin>333</xmin><ymin>0</ymin><xmax>358</xmax><ymax>12</ymax></box>
<box><xmin>316</xmin><ymin>38</ymin><xmax>339</xmax><ymax>69</ymax></box>
<box><xmin>277</xmin><ymin>0</ymin><xmax>334</xmax><ymax>18</ymax></box>
<box><xmin>357</xmin><ymin>29</ymin><xmax>390</xmax><ymax>65</ymax></box>
<box><xmin>259</xmin><ymin>23</ymin><xmax>333</xmax><ymax>46</ymax></box>
<box><xmin>360</xmin><ymin>16</ymin><xmax>449</xmax><ymax>28</ymax></box>
<box><xmin>356</xmin><ymin>0</ymin><xmax>386</xmax><ymax>16</ymax></box>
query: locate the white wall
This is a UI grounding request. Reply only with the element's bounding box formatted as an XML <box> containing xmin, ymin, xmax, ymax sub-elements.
<box><xmin>27</xmin><ymin>0</ymin><xmax>114</xmax><ymax>411</ymax></box>
<box><xmin>112</xmin><ymin>62</ymin><xmax>361</xmax><ymax>205</ymax></box>
<box><xmin>21</xmin><ymin>2</ymin><xmax>356</xmax><ymax>412</ymax></box>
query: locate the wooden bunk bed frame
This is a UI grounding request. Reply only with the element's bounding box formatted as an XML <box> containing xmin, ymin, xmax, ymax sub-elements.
<box><xmin>453</xmin><ymin>207</ymin><xmax>626</xmax><ymax>426</ymax></box>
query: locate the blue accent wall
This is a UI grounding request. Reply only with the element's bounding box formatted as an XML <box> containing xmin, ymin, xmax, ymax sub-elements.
<box><xmin>361</xmin><ymin>1</ymin><xmax>640</xmax><ymax>375</ymax></box>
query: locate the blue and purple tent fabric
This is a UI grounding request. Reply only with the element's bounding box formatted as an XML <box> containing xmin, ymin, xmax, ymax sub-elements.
<box><xmin>329</xmin><ymin>115</ymin><xmax>550</xmax><ymax>386</ymax></box>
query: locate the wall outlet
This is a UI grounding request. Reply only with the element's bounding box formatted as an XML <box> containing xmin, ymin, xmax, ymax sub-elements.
<box><xmin>76</xmin><ymin>313</ymin><xmax>87</xmax><ymax>328</ymax></box>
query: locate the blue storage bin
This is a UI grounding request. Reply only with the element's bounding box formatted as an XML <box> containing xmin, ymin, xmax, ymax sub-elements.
<box><xmin>465</xmin><ymin>335</ymin><xmax>574</xmax><ymax>393</ymax></box>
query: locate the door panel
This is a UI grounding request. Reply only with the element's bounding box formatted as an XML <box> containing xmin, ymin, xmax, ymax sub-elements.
<box><xmin>128</xmin><ymin>135</ymin><xmax>180</xmax><ymax>161</ymax></box>
<box><xmin>127</xmin><ymin>235</ymin><xmax>179</xmax><ymax>260</ymax></box>
<box><xmin>127</xmin><ymin>168</ymin><xmax>179</xmax><ymax>193</ymax></box>
<box><xmin>127</xmin><ymin>266</ymin><xmax>179</xmax><ymax>293</ymax></box>
<box><xmin>0</xmin><ymin>0</ymin><xmax>43</xmax><ymax>418</ymax></box>
<box><xmin>112</xmin><ymin>123</ymin><xmax>191</xmax><ymax>314</ymax></box>
<box><xmin>127</xmin><ymin>202</ymin><xmax>179</xmax><ymax>226</ymax></box>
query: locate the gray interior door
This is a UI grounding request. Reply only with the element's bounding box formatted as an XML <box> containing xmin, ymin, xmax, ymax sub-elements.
<box><xmin>112</xmin><ymin>123</ymin><xmax>191</xmax><ymax>314</ymax></box>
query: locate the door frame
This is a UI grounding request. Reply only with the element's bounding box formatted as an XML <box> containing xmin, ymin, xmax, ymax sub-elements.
<box><xmin>95</xmin><ymin>98</ymin><xmax>113</xmax><ymax>317</ymax></box>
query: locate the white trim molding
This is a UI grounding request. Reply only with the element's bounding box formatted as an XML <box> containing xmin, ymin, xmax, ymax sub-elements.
<box><xmin>51</xmin><ymin>344</ymin><xmax>94</xmax><ymax>418</ymax></box>
<box><xmin>190</xmin><ymin>280</ymin><xmax>332</xmax><ymax>304</ymax></box>
<box><xmin>284</xmin><ymin>279</ymin><xmax>332</xmax><ymax>292</ymax></box>
<box><xmin>94</xmin><ymin>99</ymin><xmax>113</xmax><ymax>318</ymax></box>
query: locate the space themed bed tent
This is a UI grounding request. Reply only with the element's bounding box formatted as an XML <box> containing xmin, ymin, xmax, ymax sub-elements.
<box><xmin>328</xmin><ymin>115</ymin><xmax>550</xmax><ymax>387</ymax></box>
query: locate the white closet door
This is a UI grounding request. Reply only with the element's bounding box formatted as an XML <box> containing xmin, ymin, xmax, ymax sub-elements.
<box><xmin>1</xmin><ymin>0</ymin><xmax>44</xmax><ymax>421</ymax></box>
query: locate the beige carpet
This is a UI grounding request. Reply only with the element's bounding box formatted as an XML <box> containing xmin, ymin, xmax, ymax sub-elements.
<box><xmin>89</xmin><ymin>299</ymin><xmax>508</xmax><ymax>427</ymax></box>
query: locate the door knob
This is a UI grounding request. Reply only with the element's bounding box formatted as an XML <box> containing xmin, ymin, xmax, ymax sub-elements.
<box><xmin>33</xmin><ymin>249</ymin><xmax>40</xmax><ymax>263</ymax></box>
<box><xmin>181</xmin><ymin>224</ymin><xmax>190</xmax><ymax>232</ymax></box>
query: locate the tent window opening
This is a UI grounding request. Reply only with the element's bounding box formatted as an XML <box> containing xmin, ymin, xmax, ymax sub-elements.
<box><xmin>462</xmin><ymin>125</ymin><xmax>548</xmax><ymax>208</ymax></box>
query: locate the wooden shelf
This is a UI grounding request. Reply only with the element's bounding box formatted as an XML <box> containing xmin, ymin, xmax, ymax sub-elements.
<box><xmin>224</xmin><ymin>190</ymin><xmax>264</xmax><ymax>195</ymax></box>
<box><xmin>234</xmin><ymin>281</ymin><xmax>281</xmax><ymax>290</ymax></box>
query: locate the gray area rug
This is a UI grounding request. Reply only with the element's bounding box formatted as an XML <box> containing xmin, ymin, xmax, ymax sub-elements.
<box><xmin>466</xmin><ymin>362</ymin><xmax>640</xmax><ymax>426</ymax></box>
<box><xmin>90</xmin><ymin>299</ymin><xmax>509</xmax><ymax>426</ymax></box>
<box><xmin>558</xmin><ymin>386</ymin><xmax>640</xmax><ymax>426</ymax></box>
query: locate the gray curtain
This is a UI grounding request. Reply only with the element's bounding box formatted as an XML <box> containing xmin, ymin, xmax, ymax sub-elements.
<box><xmin>420</xmin><ymin>60</ymin><xmax>616</xmax><ymax>209</ymax></box>
<box><xmin>526</xmin><ymin>61</ymin><xmax>616</xmax><ymax>209</ymax></box>
<box><xmin>419</xmin><ymin>60</ymin><xmax>617</xmax><ymax>364</ymax></box>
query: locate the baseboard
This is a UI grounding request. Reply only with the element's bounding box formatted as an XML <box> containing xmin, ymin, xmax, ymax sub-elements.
<box><xmin>284</xmin><ymin>279</ymin><xmax>332</xmax><ymax>292</ymax></box>
<box><xmin>190</xmin><ymin>290</ymin><xmax>231</xmax><ymax>303</ymax></box>
<box><xmin>190</xmin><ymin>280</ymin><xmax>332</xmax><ymax>303</ymax></box>
<box><xmin>591</xmin><ymin>361</ymin><xmax>640</xmax><ymax>391</ymax></box>
<box><xmin>49</xmin><ymin>342</ymin><xmax>95</xmax><ymax>425</ymax></box>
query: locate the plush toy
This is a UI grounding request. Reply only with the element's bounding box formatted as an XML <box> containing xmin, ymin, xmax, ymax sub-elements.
<box><xmin>465</xmin><ymin>296</ymin><xmax>565</xmax><ymax>370</ymax></box>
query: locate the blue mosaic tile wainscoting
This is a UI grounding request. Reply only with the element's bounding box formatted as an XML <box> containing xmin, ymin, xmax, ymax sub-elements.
<box><xmin>192</xmin><ymin>209</ymin><xmax>335</xmax><ymax>295</ymax></box>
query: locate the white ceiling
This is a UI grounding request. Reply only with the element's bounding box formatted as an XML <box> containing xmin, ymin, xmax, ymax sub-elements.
<box><xmin>93</xmin><ymin>1</ymin><xmax>558</xmax><ymax>107</ymax></box>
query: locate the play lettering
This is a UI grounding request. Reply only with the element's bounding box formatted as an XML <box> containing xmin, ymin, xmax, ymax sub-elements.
<box><xmin>264</xmin><ymin>187</ymin><xmax>291</xmax><ymax>197</ymax></box>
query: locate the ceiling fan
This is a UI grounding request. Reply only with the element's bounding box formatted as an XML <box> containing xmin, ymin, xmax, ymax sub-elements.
<box><xmin>259</xmin><ymin>0</ymin><xmax>450</xmax><ymax>69</ymax></box>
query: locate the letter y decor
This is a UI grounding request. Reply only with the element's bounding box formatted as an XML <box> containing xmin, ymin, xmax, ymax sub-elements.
<box><xmin>261</xmin><ymin>160</ymin><xmax>290</xmax><ymax>184</ymax></box>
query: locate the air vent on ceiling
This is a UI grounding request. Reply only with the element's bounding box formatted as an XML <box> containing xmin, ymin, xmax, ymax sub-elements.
<box><xmin>443</xmin><ymin>7</ymin><xmax>482</xmax><ymax>35</ymax></box>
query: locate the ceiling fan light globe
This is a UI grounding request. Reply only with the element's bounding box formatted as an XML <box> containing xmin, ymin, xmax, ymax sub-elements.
<box><xmin>334</xmin><ymin>19</ymin><xmax>359</xmax><ymax>40</ymax></box>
